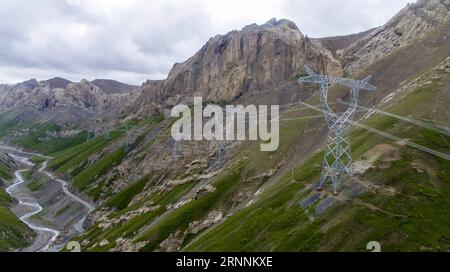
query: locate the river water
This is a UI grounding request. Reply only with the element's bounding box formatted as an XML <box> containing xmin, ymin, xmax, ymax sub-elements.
<box><xmin>1</xmin><ymin>144</ymin><xmax>94</xmax><ymax>252</ymax></box>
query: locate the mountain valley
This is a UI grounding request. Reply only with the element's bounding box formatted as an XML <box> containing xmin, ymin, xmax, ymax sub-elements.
<box><xmin>0</xmin><ymin>0</ymin><xmax>449</xmax><ymax>252</ymax></box>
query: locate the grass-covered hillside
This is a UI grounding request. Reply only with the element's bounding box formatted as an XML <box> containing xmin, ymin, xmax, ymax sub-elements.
<box><xmin>183</xmin><ymin>58</ymin><xmax>450</xmax><ymax>252</ymax></box>
<box><xmin>0</xmin><ymin>3</ymin><xmax>448</xmax><ymax>253</ymax></box>
<box><xmin>0</xmin><ymin>160</ymin><xmax>34</xmax><ymax>251</ymax></box>
<box><xmin>65</xmin><ymin>19</ymin><xmax>450</xmax><ymax>251</ymax></box>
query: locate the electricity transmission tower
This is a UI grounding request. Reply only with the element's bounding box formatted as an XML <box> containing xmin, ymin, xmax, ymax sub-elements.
<box><xmin>298</xmin><ymin>65</ymin><xmax>376</xmax><ymax>194</ymax></box>
<box><xmin>103</xmin><ymin>124</ymin><xmax>111</xmax><ymax>140</ymax></box>
<box><xmin>216</xmin><ymin>131</ymin><xmax>227</xmax><ymax>162</ymax></box>
<box><xmin>86</xmin><ymin>119</ymin><xmax>111</xmax><ymax>142</ymax></box>
<box><xmin>94</xmin><ymin>127</ymin><xmax>102</xmax><ymax>138</ymax></box>
<box><xmin>124</xmin><ymin>126</ymin><xmax>142</xmax><ymax>148</ymax></box>
<box><xmin>86</xmin><ymin>130</ymin><xmax>94</xmax><ymax>142</ymax></box>
<box><xmin>172</xmin><ymin>139</ymin><xmax>182</xmax><ymax>158</ymax></box>
<box><xmin>92</xmin><ymin>121</ymin><xmax>111</xmax><ymax>140</ymax></box>
<box><xmin>172</xmin><ymin>132</ymin><xmax>183</xmax><ymax>159</ymax></box>
<box><xmin>39</xmin><ymin>130</ymin><xmax>51</xmax><ymax>142</ymax></box>
<box><xmin>216</xmin><ymin>119</ymin><xmax>232</xmax><ymax>162</ymax></box>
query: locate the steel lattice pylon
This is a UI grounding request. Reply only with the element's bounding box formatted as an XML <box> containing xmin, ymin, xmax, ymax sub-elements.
<box><xmin>86</xmin><ymin>130</ymin><xmax>94</xmax><ymax>142</ymax></box>
<box><xmin>216</xmin><ymin>124</ymin><xmax>228</xmax><ymax>162</ymax></box>
<box><xmin>216</xmin><ymin>112</ymin><xmax>233</xmax><ymax>162</ymax></box>
<box><xmin>173</xmin><ymin>139</ymin><xmax>182</xmax><ymax>158</ymax></box>
<box><xmin>298</xmin><ymin>66</ymin><xmax>376</xmax><ymax>194</ymax></box>
<box><xmin>172</xmin><ymin>131</ymin><xmax>183</xmax><ymax>159</ymax></box>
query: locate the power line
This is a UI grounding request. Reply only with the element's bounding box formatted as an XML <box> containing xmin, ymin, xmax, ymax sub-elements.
<box><xmin>297</xmin><ymin>101</ymin><xmax>450</xmax><ymax>162</ymax></box>
<box><xmin>338</xmin><ymin>100</ymin><xmax>450</xmax><ymax>137</ymax></box>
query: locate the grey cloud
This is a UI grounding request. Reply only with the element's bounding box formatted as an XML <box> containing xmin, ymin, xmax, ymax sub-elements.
<box><xmin>0</xmin><ymin>0</ymin><xmax>411</xmax><ymax>85</ymax></box>
<box><xmin>279</xmin><ymin>0</ymin><xmax>412</xmax><ymax>37</ymax></box>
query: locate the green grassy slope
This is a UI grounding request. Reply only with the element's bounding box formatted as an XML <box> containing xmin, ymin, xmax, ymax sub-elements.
<box><xmin>1</xmin><ymin>19</ymin><xmax>448</xmax><ymax>253</ymax></box>
<box><xmin>0</xmin><ymin>202</ymin><xmax>33</xmax><ymax>251</ymax></box>
<box><xmin>138</xmin><ymin>162</ymin><xmax>246</xmax><ymax>251</ymax></box>
<box><xmin>12</xmin><ymin>123</ymin><xmax>61</xmax><ymax>153</ymax></box>
<box><xmin>72</xmin><ymin>173</ymin><xmax>198</xmax><ymax>252</ymax></box>
<box><xmin>183</xmin><ymin>68</ymin><xmax>450</xmax><ymax>252</ymax></box>
<box><xmin>0</xmin><ymin>162</ymin><xmax>34</xmax><ymax>251</ymax></box>
<box><xmin>0</xmin><ymin>163</ymin><xmax>12</xmax><ymax>180</ymax></box>
<box><xmin>47</xmin><ymin>132</ymin><xmax>122</xmax><ymax>174</ymax></box>
<box><xmin>72</xmin><ymin>59</ymin><xmax>450</xmax><ymax>252</ymax></box>
<box><xmin>47</xmin><ymin>116</ymin><xmax>163</xmax><ymax>176</ymax></box>
<box><xmin>73</xmin><ymin>103</ymin><xmax>321</xmax><ymax>252</ymax></box>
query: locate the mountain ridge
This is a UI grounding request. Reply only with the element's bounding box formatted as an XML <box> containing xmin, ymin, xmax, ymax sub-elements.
<box><xmin>131</xmin><ymin>17</ymin><xmax>343</xmax><ymax>118</ymax></box>
<box><xmin>0</xmin><ymin>77</ymin><xmax>139</xmax><ymax>125</ymax></box>
<box><xmin>0</xmin><ymin>0</ymin><xmax>449</xmax><ymax>252</ymax></box>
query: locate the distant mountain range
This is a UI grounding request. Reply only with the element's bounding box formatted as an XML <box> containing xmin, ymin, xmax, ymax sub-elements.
<box><xmin>0</xmin><ymin>0</ymin><xmax>449</xmax><ymax>252</ymax></box>
<box><xmin>0</xmin><ymin>77</ymin><xmax>138</xmax><ymax>125</ymax></box>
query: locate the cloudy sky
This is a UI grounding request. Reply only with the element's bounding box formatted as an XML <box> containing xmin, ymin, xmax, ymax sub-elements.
<box><xmin>0</xmin><ymin>0</ymin><xmax>412</xmax><ymax>85</ymax></box>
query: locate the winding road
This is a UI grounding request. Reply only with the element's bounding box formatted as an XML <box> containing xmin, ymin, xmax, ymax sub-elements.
<box><xmin>2</xmin><ymin>145</ymin><xmax>95</xmax><ymax>252</ymax></box>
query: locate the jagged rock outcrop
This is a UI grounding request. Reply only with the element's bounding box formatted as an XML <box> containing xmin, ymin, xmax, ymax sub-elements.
<box><xmin>0</xmin><ymin>153</ymin><xmax>18</xmax><ymax>186</ymax></box>
<box><xmin>41</xmin><ymin>77</ymin><xmax>72</xmax><ymax>89</ymax></box>
<box><xmin>129</xmin><ymin>80</ymin><xmax>165</xmax><ymax>118</ymax></box>
<box><xmin>314</xmin><ymin>28</ymin><xmax>375</xmax><ymax>57</ymax></box>
<box><xmin>134</xmin><ymin>18</ymin><xmax>343</xmax><ymax>116</ymax></box>
<box><xmin>0</xmin><ymin>78</ymin><xmax>138</xmax><ymax>125</ymax></box>
<box><xmin>0</xmin><ymin>152</ymin><xmax>19</xmax><ymax>172</ymax></box>
<box><xmin>91</xmin><ymin>79</ymin><xmax>137</xmax><ymax>94</ymax></box>
<box><xmin>338</xmin><ymin>0</ymin><xmax>450</xmax><ymax>73</ymax></box>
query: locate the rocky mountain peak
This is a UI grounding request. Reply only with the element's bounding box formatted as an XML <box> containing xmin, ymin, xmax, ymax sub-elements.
<box><xmin>135</xmin><ymin>18</ymin><xmax>342</xmax><ymax>116</ymax></box>
<box><xmin>17</xmin><ymin>79</ymin><xmax>39</xmax><ymax>89</ymax></box>
<box><xmin>243</xmin><ymin>18</ymin><xmax>300</xmax><ymax>33</ymax></box>
<box><xmin>388</xmin><ymin>0</ymin><xmax>450</xmax><ymax>27</ymax></box>
<box><xmin>41</xmin><ymin>77</ymin><xmax>72</xmax><ymax>89</ymax></box>
<box><xmin>0</xmin><ymin>77</ymin><xmax>139</xmax><ymax>125</ymax></box>
<box><xmin>79</xmin><ymin>79</ymin><xmax>91</xmax><ymax>86</ymax></box>
<box><xmin>337</xmin><ymin>0</ymin><xmax>450</xmax><ymax>73</ymax></box>
<box><xmin>92</xmin><ymin>79</ymin><xmax>137</xmax><ymax>94</ymax></box>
